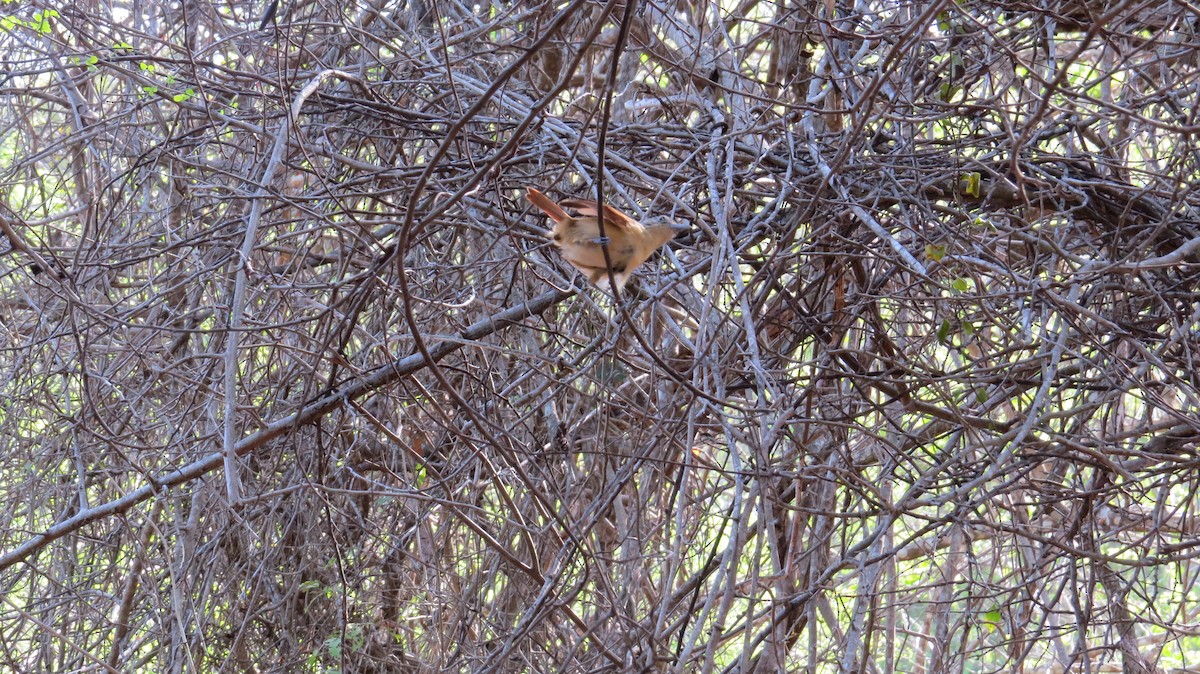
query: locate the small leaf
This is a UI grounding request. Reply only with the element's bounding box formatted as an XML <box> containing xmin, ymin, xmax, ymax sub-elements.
<box><xmin>925</xmin><ymin>244</ymin><xmax>946</xmax><ymax>261</ymax></box>
<box><xmin>937</xmin><ymin>319</ymin><xmax>952</xmax><ymax>344</ymax></box>
<box><xmin>959</xmin><ymin>171</ymin><xmax>981</xmax><ymax>197</ymax></box>
<box><xmin>951</xmin><ymin>278</ymin><xmax>970</xmax><ymax>293</ymax></box>
<box><xmin>938</xmin><ymin>82</ymin><xmax>960</xmax><ymax>102</ymax></box>
<box><xmin>325</xmin><ymin>636</ymin><xmax>342</xmax><ymax>659</ymax></box>
<box><xmin>31</xmin><ymin>9</ymin><xmax>56</xmax><ymax>33</ymax></box>
<box><xmin>172</xmin><ymin>88</ymin><xmax>195</xmax><ymax>102</ymax></box>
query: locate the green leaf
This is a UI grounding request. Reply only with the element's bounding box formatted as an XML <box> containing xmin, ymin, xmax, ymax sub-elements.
<box><xmin>925</xmin><ymin>244</ymin><xmax>946</xmax><ymax>261</ymax></box>
<box><xmin>951</xmin><ymin>278</ymin><xmax>970</xmax><ymax>293</ymax></box>
<box><xmin>31</xmin><ymin>9</ymin><xmax>56</xmax><ymax>33</ymax></box>
<box><xmin>172</xmin><ymin>88</ymin><xmax>195</xmax><ymax>103</ymax></box>
<box><xmin>959</xmin><ymin>171</ymin><xmax>981</xmax><ymax>197</ymax></box>
<box><xmin>938</xmin><ymin>82</ymin><xmax>961</xmax><ymax>102</ymax></box>
<box><xmin>346</xmin><ymin>624</ymin><xmax>365</xmax><ymax>650</ymax></box>
<box><xmin>325</xmin><ymin>636</ymin><xmax>342</xmax><ymax>659</ymax></box>
<box><xmin>937</xmin><ymin>319</ymin><xmax>952</xmax><ymax>344</ymax></box>
<box><xmin>983</xmin><ymin>608</ymin><xmax>1003</xmax><ymax>632</ymax></box>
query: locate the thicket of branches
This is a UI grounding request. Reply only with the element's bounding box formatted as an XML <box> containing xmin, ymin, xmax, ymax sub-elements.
<box><xmin>2</xmin><ymin>0</ymin><xmax>1199</xmax><ymax>671</ymax></box>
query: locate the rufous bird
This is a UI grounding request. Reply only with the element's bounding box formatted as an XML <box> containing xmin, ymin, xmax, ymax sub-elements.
<box><xmin>526</xmin><ymin>188</ymin><xmax>688</xmax><ymax>290</ymax></box>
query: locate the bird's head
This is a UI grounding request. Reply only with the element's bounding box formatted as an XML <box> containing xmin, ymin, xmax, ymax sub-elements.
<box><xmin>643</xmin><ymin>217</ymin><xmax>691</xmax><ymax>245</ymax></box>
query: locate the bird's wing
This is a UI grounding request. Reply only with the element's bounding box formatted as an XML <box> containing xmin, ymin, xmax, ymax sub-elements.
<box><xmin>558</xmin><ymin>199</ymin><xmax>640</xmax><ymax>230</ymax></box>
<box><xmin>526</xmin><ymin>188</ymin><xmax>569</xmax><ymax>223</ymax></box>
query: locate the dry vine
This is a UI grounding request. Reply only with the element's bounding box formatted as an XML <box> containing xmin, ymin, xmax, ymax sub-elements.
<box><xmin>1</xmin><ymin>0</ymin><xmax>1199</xmax><ymax>672</ymax></box>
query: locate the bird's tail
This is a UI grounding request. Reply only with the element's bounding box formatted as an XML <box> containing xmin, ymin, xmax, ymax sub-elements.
<box><xmin>526</xmin><ymin>188</ymin><xmax>569</xmax><ymax>222</ymax></box>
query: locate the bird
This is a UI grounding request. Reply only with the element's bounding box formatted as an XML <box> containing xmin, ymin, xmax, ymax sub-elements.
<box><xmin>526</xmin><ymin>188</ymin><xmax>688</xmax><ymax>290</ymax></box>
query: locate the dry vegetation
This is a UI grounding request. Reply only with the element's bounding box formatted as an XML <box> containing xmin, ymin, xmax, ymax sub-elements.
<box><xmin>1</xmin><ymin>0</ymin><xmax>1199</xmax><ymax>672</ymax></box>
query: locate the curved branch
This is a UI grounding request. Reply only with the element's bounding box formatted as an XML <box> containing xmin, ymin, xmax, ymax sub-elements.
<box><xmin>0</xmin><ymin>288</ymin><xmax>572</xmax><ymax>572</ymax></box>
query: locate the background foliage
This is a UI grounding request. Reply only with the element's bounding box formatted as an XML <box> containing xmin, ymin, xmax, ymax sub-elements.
<box><xmin>1</xmin><ymin>0</ymin><xmax>1199</xmax><ymax>672</ymax></box>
